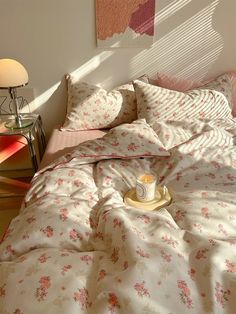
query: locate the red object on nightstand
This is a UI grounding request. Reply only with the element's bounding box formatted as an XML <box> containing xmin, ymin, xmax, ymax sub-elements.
<box><xmin>0</xmin><ymin>136</ymin><xmax>27</xmax><ymax>163</ymax></box>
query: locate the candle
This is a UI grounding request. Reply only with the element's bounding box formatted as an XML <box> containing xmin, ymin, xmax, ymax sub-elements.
<box><xmin>136</xmin><ymin>173</ymin><xmax>157</xmax><ymax>202</ymax></box>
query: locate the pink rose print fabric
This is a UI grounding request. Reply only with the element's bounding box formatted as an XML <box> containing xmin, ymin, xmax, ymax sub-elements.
<box><xmin>152</xmin><ymin>117</ymin><xmax>236</xmax><ymax>150</ymax></box>
<box><xmin>61</xmin><ymin>74</ymin><xmax>149</xmax><ymax>131</ymax></box>
<box><xmin>42</xmin><ymin>119</ymin><xmax>169</xmax><ymax>172</ymax></box>
<box><xmin>154</xmin><ymin>71</ymin><xmax>236</xmax><ymax>116</ymax></box>
<box><xmin>0</xmin><ymin>118</ymin><xmax>236</xmax><ymax>313</ymax></box>
<box><xmin>133</xmin><ymin>79</ymin><xmax>233</xmax><ymax>125</ymax></box>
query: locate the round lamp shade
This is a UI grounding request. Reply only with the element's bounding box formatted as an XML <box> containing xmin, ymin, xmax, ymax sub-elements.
<box><xmin>0</xmin><ymin>58</ymin><xmax>28</xmax><ymax>88</ymax></box>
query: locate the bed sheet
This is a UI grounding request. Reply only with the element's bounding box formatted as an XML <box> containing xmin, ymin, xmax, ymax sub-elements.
<box><xmin>39</xmin><ymin>128</ymin><xmax>107</xmax><ymax>169</ymax></box>
<box><xmin>0</xmin><ymin>118</ymin><xmax>236</xmax><ymax>314</ymax></box>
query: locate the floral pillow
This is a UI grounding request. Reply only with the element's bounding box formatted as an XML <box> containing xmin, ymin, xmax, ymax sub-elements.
<box><xmin>61</xmin><ymin>74</ymin><xmax>149</xmax><ymax>131</ymax></box>
<box><xmin>133</xmin><ymin>77</ymin><xmax>233</xmax><ymax>125</ymax></box>
<box><xmin>153</xmin><ymin>72</ymin><xmax>236</xmax><ymax>116</ymax></box>
<box><xmin>195</xmin><ymin>73</ymin><xmax>233</xmax><ymax>109</ymax></box>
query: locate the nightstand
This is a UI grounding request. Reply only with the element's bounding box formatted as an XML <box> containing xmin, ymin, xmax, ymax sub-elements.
<box><xmin>0</xmin><ymin>113</ymin><xmax>46</xmax><ymax>174</ymax></box>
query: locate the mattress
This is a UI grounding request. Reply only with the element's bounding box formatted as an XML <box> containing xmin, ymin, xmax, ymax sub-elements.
<box><xmin>39</xmin><ymin>127</ymin><xmax>107</xmax><ymax>169</ymax></box>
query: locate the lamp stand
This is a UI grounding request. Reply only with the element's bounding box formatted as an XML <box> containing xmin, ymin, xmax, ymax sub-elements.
<box><xmin>5</xmin><ymin>87</ymin><xmax>33</xmax><ymax>129</ymax></box>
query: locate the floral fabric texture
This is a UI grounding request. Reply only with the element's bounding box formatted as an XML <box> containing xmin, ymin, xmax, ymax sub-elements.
<box><xmin>152</xmin><ymin>117</ymin><xmax>236</xmax><ymax>150</ymax></box>
<box><xmin>45</xmin><ymin>119</ymin><xmax>169</xmax><ymax>172</ymax></box>
<box><xmin>1</xmin><ymin>118</ymin><xmax>236</xmax><ymax>313</ymax></box>
<box><xmin>197</xmin><ymin>73</ymin><xmax>233</xmax><ymax>109</ymax></box>
<box><xmin>61</xmin><ymin>74</ymin><xmax>148</xmax><ymax>131</ymax></box>
<box><xmin>74</xmin><ymin>118</ymin><xmax>170</xmax><ymax>158</ymax></box>
<box><xmin>154</xmin><ymin>71</ymin><xmax>236</xmax><ymax>116</ymax></box>
<box><xmin>134</xmin><ymin>76</ymin><xmax>233</xmax><ymax>125</ymax></box>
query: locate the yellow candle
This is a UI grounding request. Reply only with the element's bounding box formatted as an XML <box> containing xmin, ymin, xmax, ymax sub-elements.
<box><xmin>139</xmin><ymin>174</ymin><xmax>156</xmax><ymax>184</ymax></box>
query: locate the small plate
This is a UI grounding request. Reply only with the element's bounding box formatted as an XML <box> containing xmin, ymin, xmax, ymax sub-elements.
<box><xmin>124</xmin><ymin>185</ymin><xmax>172</xmax><ymax>211</ymax></box>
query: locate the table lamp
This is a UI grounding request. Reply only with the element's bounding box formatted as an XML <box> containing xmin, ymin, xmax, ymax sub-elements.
<box><xmin>0</xmin><ymin>58</ymin><xmax>33</xmax><ymax>129</ymax></box>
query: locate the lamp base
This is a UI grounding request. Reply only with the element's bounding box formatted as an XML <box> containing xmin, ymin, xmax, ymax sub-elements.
<box><xmin>5</xmin><ymin>118</ymin><xmax>33</xmax><ymax>130</ymax></box>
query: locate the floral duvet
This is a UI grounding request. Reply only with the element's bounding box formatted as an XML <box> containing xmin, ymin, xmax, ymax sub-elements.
<box><xmin>0</xmin><ymin>118</ymin><xmax>236</xmax><ymax>314</ymax></box>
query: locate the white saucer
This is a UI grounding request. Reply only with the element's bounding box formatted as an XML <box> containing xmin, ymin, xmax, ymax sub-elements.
<box><xmin>124</xmin><ymin>185</ymin><xmax>172</xmax><ymax>211</ymax></box>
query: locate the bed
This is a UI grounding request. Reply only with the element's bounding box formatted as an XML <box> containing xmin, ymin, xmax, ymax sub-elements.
<box><xmin>0</xmin><ymin>73</ymin><xmax>236</xmax><ymax>314</ymax></box>
<box><xmin>39</xmin><ymin>127</ymin><xmax>107</xmax><ymax>170</ymax></box>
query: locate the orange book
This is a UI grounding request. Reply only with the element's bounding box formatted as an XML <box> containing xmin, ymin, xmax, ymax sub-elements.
<box><xmin>0</xmin><ymin>136</ymin><xmax>27</xmax><ymax>163</ymax></box>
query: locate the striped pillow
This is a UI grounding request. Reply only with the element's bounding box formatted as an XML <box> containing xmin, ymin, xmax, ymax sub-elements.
<box><xmin>133</xmin><ymin>80</ymin><xmax>233</xmax><ymax>124</ymax></box>
<box><xmin>153</xmin><ymin>72</ymin><xmax>236</xmax><ymax>117</ymax></box>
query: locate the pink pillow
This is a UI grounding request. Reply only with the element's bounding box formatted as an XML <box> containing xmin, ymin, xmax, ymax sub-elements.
<box><xmin>154</xmin><ymin>72</ymin><xmax>236</xmax><ymax>116</ymax></box>
<box><xmin>152</xmin><ymin>73</ymin><xmax>203</xmax><ymax>92</ymax></box>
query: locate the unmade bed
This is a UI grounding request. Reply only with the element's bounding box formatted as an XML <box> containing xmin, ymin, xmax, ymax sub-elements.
<box><xmin>39</xmin><ymin>127</ymin><xmax>107</xmax><ymax>169</ymax></box>
<box><xmin>0</xmin><ymin>73</ymin><xmax>236</xmax><ymax>314</ymax></box>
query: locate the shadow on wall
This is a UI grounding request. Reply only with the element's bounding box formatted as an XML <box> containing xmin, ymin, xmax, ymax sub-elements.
<box><xmin>210</xmin><ymin>0</ymin><xmax>236</xmax><ymax>75</ymax></box>
<box><xmin>34</xmin><ymin>0</ymin><xmax>235</xmax><ymax>137</ymax></box>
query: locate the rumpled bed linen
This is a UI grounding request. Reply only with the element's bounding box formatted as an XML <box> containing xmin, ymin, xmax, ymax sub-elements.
<box><xmin>0</xmin><ymin>118</ymin><xmax>236</xmax><ymax>314</ymax></box>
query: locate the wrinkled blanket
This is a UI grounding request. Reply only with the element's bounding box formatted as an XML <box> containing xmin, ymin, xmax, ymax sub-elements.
<box><xmin>0</xmin><ymin>118</ymin><xmax>236</xmax><ymax>314</ymax></box>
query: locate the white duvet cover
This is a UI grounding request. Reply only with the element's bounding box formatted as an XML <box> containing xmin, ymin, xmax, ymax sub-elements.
<box><xmin>0</xmin><ymin>119</ymin><xmax>236</xmax><ymax>314</ymax></box>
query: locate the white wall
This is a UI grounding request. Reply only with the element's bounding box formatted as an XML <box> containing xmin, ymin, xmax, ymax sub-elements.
<box><xmin>0</xmin><ymin>0</ymin><xmax>236</xmax><ymax>139</ymax></box>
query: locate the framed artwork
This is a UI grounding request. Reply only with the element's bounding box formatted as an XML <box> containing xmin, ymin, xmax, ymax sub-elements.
<box><xmin>0</xmin><ymin>88</ymin><xmax>35</xmax><ymax>115</ymax></box>
<box><xmin>96</xmin><ymin>0</ymin><xmax>156</xmax><ymax>48</ymax></box>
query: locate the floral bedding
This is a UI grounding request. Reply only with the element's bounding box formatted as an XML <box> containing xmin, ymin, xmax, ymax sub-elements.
<box><xmin>0</xmin><ymin>118</ymin><xmax>236</xmax><ymax>314</ymax></box>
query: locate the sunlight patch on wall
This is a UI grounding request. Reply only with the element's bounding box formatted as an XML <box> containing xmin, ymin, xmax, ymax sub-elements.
<box><xmin>156</xmin><ymin>0</ymin><xmax>193</xmax><ymax>24</ymax></box>
<box><xmin>33</xmin><ymin>51</ymin><xmax>114</xmax><ymax>110</ymax></box>
<box><xmin>32</xmin><ymin>82</ymin><xmax>61</xmax><ymax>111</ymax></box>
<box><xmin>98</xmin><ymin>76</ymin><xmax>114</xmax><ymax>88</ymax></box>
<box><xmin>71</xmin><ymin>51</ymin><xmax>114</xmax><ymax>81</ymax></box>
<box><xmin>131</xmin><ymin>0</ymin><xmax>222</xmax><ymax>80</ymax></box>
<box><xmin>177</xmin><ymin>46</ymin><xmax>223</xmax><ymax>81</ymax></box>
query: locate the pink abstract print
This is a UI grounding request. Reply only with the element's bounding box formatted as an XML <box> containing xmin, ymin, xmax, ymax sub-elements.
<box><xmin>129</xmin><ymin>0</ymin><xmax>155</xmax><ymax>36</ymax></box>
<box><xmin>96</xmin><ymin>0</ymin><xmax>155</xmax><ymax>47</ymax></box>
